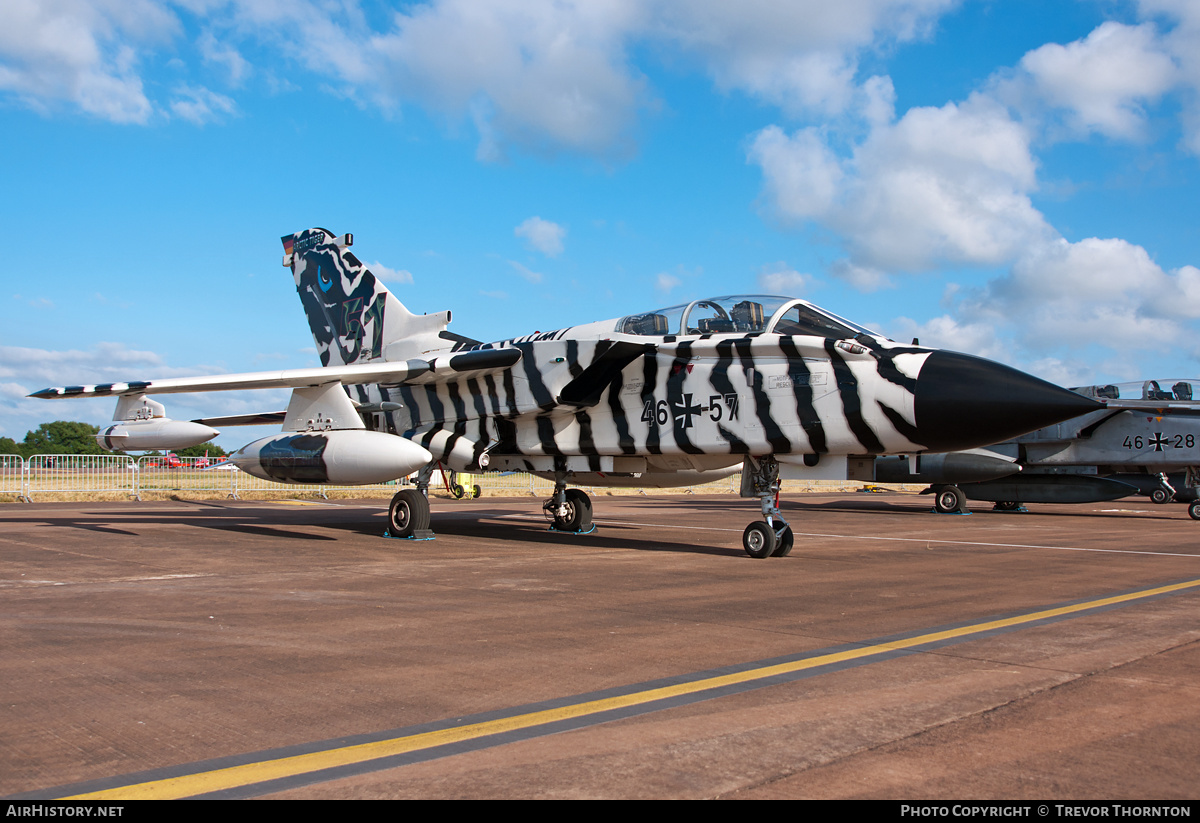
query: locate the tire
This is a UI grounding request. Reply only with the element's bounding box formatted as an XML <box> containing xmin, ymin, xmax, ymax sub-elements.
<box><xmin>771</xmin><ymin>525</ymin><xmax>794</xmax><ymax>557</ymax></box>
<box><xmin>472</xmin><ymin>484</ymin><xmax>482</xmax><ymax>499</ymax></box>
<box><xmin>934</xmin><ymin>486</ymin><xmax>964</xmax><ymax>514</ymax></box>
<box><xmin>996</xmin><ymin>501</ymin><xmax>1020</xmax><ymax>511</ymax></box>
<box><xmin>1189</xmin><ymin>501</ymin><xmax>1200</xmax><ymax>521</ymax></box>
<box><xmin>451</xmin><ymin>484</ymin><xmax>465</xmax><ymax>499</ymax></box>
<box><xmin>555</xmin><ymin>489</ymin><xmax>593</xmax><ymax>532</ymax></box>
<box><xmin>743</xmin><ymin>521</ymin><xmax>776</xmax><ymax>559</ymax></box>
<box><xmin>1151</xmin><ymin>487</ymin><xmax>1171</xmax><ymax>505</ymax></box>
<box><xmin>389</xmin><ymin>489</ymin><xmax>430</xmax><ymax>538</ymax></box>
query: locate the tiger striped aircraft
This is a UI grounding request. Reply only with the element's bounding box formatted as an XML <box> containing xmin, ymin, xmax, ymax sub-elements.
<box><xmin>32</xmin><ymin>228</ymin><xmax>1100</xmax><ymax>557</ymax></box>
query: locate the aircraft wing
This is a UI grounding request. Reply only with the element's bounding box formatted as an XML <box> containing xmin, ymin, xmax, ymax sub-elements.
<box><xmin>28</xmin><ymin>348</ymin><xmax>523</xmax><ymax>399</ymax></box>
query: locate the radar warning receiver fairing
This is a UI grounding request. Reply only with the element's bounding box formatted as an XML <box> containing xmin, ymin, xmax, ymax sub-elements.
<box><xmin>876</xmin><ymin>379</ymin><xmax>1200</xmax><ymax>519</ymax></box>
<box><xmin>31</xmin><ymin>228</ymin><xmax>1101</xmax><ymax>557</ymax></box>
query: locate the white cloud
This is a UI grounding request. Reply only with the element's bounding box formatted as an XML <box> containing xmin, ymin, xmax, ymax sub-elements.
<box><xmin>889</xmin><ymin>313</ymin><xmax>1007</xmax><ymax>362</ymax></box>
<box><xmin>649</xmin><ymin>0</ymin><xmax>955</xmax><ymax>116</ymax></box>
<box><xmin>514</xmin><ymin>216</ymin><xmax>566</xmax><ymax>257</ymax></box>
<box><xmin>1139</xmin><ymin>0</ymin><xmax>1200</xmax><ymax>153</ymax></box>
<box><xmin>0</xmin><ymin>0</ymin><xmax>176</xmax><ymax>123</ymax></box>
<box><xmin>168</xmin><ymin>84</ymin><xmax>236</xmax><ymax>124</ymax></box>
<box><xmin>845</xmin><ymin>96</ymin><xmax>1049</xmax><ymax>271</ymax></box>
<box><xmin>748</xmin><ymin>126</ymin><xmax>843</xmax><ymax>221</ymax></box>
<box><xmin>7</xmin><ymin>0</ymin><xmax>1200</xmax><ymax>168</ymax></box>
<box><xmin>655</xmin><ymin>272</ymin><xmax>681</xmax><ymax>294</ymax></box>
<box><xmin>752</xmin><ymin>94</ymin><xmax>1050</xmax><ymax>273</ymax></box>
<box><xmin>367</xmin><ymin>261</ymin><xmax>414</xmax><ymax>285</ymax></box>
<box><xmin>198</xmin><ymin>30</ymin><xmax>249</xmax><ymax>87</ymax></box>
<box><xmin>0</xmin><ymin>342</ymin><xmax>291</xmax><ymax>441</ymax></box>
<box><xmin>916</xmin><ymin>237</ymin><xmax>1200</xmax><ymax>373</ymax></box>
<box><xmin>829</xmin><ymin>259</ymin><xmax>892</xmax><ymax>291</ymax></box>
<box><xmin>508</xmin><ymin>260</ymin><xmax>543</xmax><ymax>283</ymax></box>
<box><xmin>0</xmin><ymin>0</ymin><xmax>966</xmax><ymax>155</ymax></box>
<box><xmin>371</xmin><ymin>0</ymin><xmax>647</xmax><ymax>157</ymax></box>
<box><xmin>1000</xmin><ymin>21</ymin><xmax>1177</xmax><ymax>141</ymax></box>
<box><xmin>756</xmin><ymin>263</ymin><xmax>813</xmax><ymax>295</ymax></box>
<box><xmin>744</xmin><ymin>15</ymin><xmax>1200</xmax><ymax>376</ymax></box>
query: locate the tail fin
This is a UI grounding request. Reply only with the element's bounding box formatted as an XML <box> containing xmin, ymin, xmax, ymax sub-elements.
<box><xmin>282</xmin><ymin>228</ymin><xmax>462</xmax><ymax>366</ymax></box>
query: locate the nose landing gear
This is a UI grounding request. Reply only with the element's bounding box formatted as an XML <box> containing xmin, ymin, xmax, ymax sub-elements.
<box><xmin>544</xmin><ymin>476</ymin><xmax>594</xmax><ymax>533</ymax></box>
<box><xmin>741</xmin><ymin>456</ymin><xmax>793</xmax><ymax>558</ymax></box>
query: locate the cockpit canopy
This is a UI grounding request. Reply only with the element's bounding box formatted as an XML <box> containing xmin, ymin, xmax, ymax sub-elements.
<box><xmin>616</xmin><ymin>295</ymin><xmax>879</xmax><ymax>339</ymax></box>
<box><xmin>1074</xmin><ymin>379</ymin><xmax>1198</xmax><ymax>402</ymax></box>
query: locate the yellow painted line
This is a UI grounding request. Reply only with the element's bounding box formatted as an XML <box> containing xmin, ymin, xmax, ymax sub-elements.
<box><xmin>64</xmin><ymin>577</ymin><xmax>1200</xmax><ymax>800</ymax></box>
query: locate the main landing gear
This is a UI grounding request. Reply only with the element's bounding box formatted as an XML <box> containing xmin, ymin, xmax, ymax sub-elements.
<box><xmin>544</xmin><ymin>475</ymin><xmax>594</xmax><ymax>533</ymax></box>
<box><xmin>386</xmin><ymin>464</ymin><xmax>435</xmax><ymax>540</ymax></box>
<box><xmin>932</xmin><ymin>484</ymin><xmax>968</xmax><ymax>514</ymax></box>
<box><xmin>387</xmin><ymin>488</ymin><xmax>433</xmax><ymax>539</ymax></box>
<box><xmin>1183</xmin><ymin>468</ymin><xmax>1200</xmax><ymax>521</ymax></box>
<box><xmin>1151</xmin><ymin>473</ymin><xmax>1177</xmax><ymax>505</ymax></box>
<box><xmin>741</xmin><ymin>456</ymin><xmax>793</xmax><ymax>559</ymax></box>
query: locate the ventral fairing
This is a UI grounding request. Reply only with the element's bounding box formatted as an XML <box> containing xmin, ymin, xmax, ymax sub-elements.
<box><xmin>32</xmin><ymin>228</ymin><xmax>1100</xmax><ymax>557</ymax></box>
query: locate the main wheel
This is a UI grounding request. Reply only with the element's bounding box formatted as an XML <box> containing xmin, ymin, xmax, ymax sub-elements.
<box><xmin>743</xmin><ymin>521</ymin><xmax>776</xmax><ymax>559</ymax></box>
<box><xmin>771</xmin><ymin>525</ymin><xmax>794</xmax><ymax>557</ymax></box>
<box><xmin>554</xmin><ymin>488</ymin><xmax>593</xmax><ymax>532</ymax></box>
<box><xmin>934</xmin><ymin>485</ymin><xmax>964</xmax><ymax>513</ymax></box>
<box><xmin>995</xmin><ymin>501</ymin><xmax>1020</xmax><ymax>511</ymax></box>
<box><xmin>1151</xmin><ymin>487</ymin><xmax>1172</xmax><ymax>504</ymax></box>
<box><xmin>388</xmin><ymin>489</ymin><xmax>430</xmax><ymax>538</ymax></box>
<box><xmin>1189</xmin><ymin>501</ymin><xmax>1200</xmax><ymax>521</ymax></box>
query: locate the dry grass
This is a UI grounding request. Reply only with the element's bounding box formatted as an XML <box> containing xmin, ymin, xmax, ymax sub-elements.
<box><xmin>1</xmin><ymin>479</ymin><xmax>925</xmax><ymax>504</ymax></box>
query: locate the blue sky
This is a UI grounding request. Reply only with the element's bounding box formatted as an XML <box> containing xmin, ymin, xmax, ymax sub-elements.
<box><xmin>3</xmin><ymin>0</ymin><xmax>1200</xmax><ymax>449</ymax></box>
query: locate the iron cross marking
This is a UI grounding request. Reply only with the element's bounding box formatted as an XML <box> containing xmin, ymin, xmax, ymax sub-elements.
<box><xmin>673</xmin><ymin>393</ymin><xmax>702</xmax><ymax>429</ymax></box>
<box><xmin>1150</xmin><ymin>432</ymin><xmax>1169</xmax><ymax>452</ymax></box>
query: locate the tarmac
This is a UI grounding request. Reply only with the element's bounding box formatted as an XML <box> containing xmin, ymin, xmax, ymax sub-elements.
<box><xmin>2</xmin><ymin>490</ymin><xmax>1198</xmax><ymax>800</ymax></box>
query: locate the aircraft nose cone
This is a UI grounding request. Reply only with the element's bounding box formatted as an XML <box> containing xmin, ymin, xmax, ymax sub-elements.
<box><xmin>914</xmin><ymin>350</ymin><xmax>1101</xmax><ymax>452</ymax></box>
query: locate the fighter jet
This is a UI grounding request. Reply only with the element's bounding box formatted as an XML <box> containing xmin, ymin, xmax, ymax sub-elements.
<box><xmin>31</xmin><ymin>228</ymin><xmax>1100</xmax><ymax>557</ymax></box>
<box><xmin>876</xmin><ymin>379</ymin><xmax>1200</xmax><ymax>520</ymax></box>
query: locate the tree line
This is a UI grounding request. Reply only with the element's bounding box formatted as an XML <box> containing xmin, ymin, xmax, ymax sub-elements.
<box><xmin>1</xmin><ymin>421</ymin><xmax>227</xmax><ymax>459</ymax></box>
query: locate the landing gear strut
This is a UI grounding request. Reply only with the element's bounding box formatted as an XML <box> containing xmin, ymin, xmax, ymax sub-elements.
<box><xmin>740</xmin><ymin>456</ymin><xmax>793</xmax><ymax>559</ymax></box>
<box><xmin>543</xmin><ymin>474</ymin><xmax>593</xmax><ymax>533</ymax></box>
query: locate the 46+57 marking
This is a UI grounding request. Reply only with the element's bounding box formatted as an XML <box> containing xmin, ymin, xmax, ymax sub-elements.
<box><xmin>642</xmin><ymin>393</ymin><xmax>740</xmax><ymax>427</ymax></box>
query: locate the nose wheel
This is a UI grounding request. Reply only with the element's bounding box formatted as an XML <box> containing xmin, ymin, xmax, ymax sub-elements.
<box><xmin>743</xmin><ymin>521</ymin><xmax>794</xmax><ymax>558</ymax></box>
<box><xmin>740</xmin><ymin>456</ymin><xmax>793</xmax><ymax>558</ymax></box>
<box><xmin>544</xmin><ymin>484</ymin><xmax>594</xmax><ymax>533</ymax></box>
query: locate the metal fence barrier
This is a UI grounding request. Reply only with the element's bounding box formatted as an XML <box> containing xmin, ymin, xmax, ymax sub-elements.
<box><xmin>2</xmin><ymin>454</ymin><xmax>825</xmax><ymax>501</ymax></box>
<box><xmin>135</xmin><ymin>455</ymin><xmax>240</xmax><ymax>498</ymax></box>
<box><xmin>0</xmin><ymin>454</ymin><xmax>28</xmax><ymax>501</ymax></box>
<box><xmin>25</xmin><ymin>454</ymin><xmax>139</xmax><ymax>498</ymax></box>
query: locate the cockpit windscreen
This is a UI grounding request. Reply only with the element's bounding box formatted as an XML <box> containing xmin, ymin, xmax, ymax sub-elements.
<box><xmin>616</xmin><ymin>295</ymin><xmax>877</xmax><ymax>339</ymax></box>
